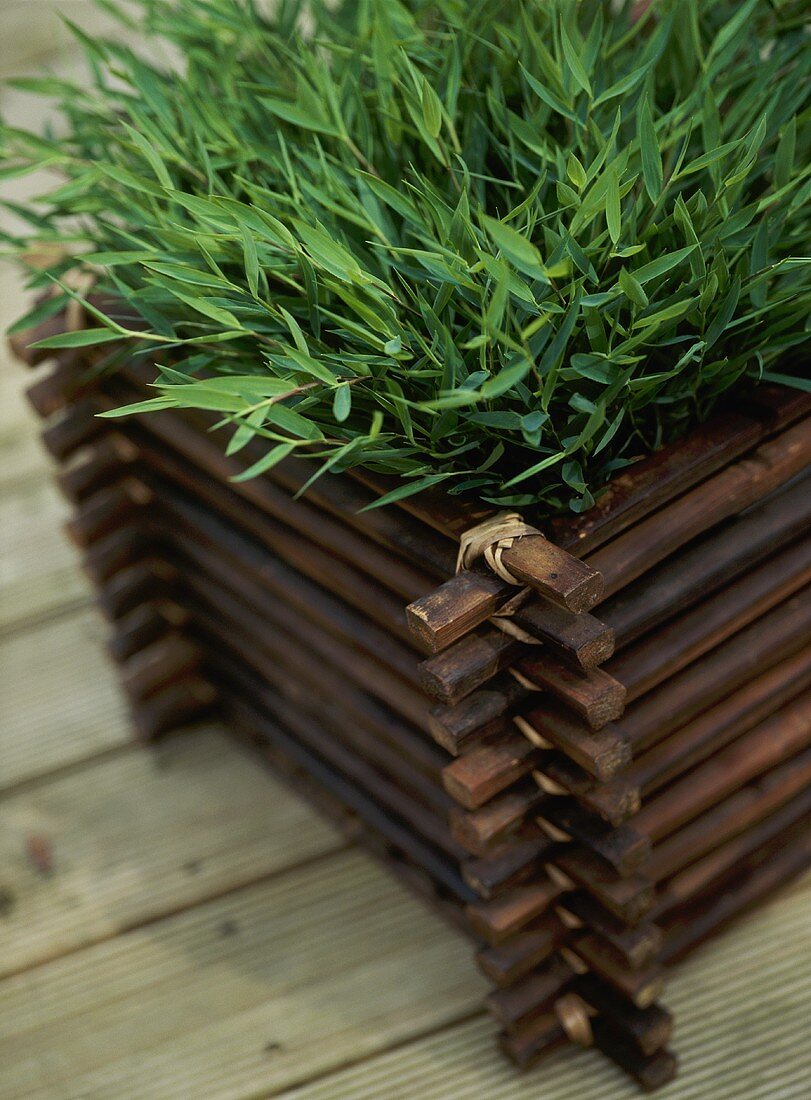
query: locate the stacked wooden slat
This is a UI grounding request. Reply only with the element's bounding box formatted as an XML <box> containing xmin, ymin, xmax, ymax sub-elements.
<box><xmin>12</xmin><ymin>317</ymin><xmax>811</xmax><ymax>1090</ymax></box>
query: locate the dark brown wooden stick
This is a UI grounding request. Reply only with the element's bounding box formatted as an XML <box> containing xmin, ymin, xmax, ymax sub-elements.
<box><xmin>634</xmin><ymin>693</ymin><xmax>811</xmax><ymax>842</ymax></box>
<box><xmin>660</xmin><ymin>817</ymin><xmax>811</xmax><ymax>965</ymax></box>
<box><xmin>517</xmin><ymin>701</ymin><xmax>631</xmax><ymax>779</ymax></box>
<box><xmin>736</xmin><ymin>382</ymin><xmax>811</xmax><ymax>431</ymax></box>
<box><xmin>65</xmin><ymin>477</ymin><xmax>154</xmax><ymax>548</ymax></box>
<box><xmin>96</xmin><ymin>557</ymin><xmax>179</xmax><ymax>621</ymax></box>
<box><xmin>97</xmin><ymin>536</ymin><xmax>448</xmax><ymax>805</ymax></box>
<box><xmin>107</xmin><ymin>599</ymin><xmax>191</xmax><ymax>663</ymax></box>
<box><xmin>120</xmin><ymin>632</ymin><xmax>203</xmax><ymax>700</ymax></box>
<box><xmin>623</xmin><ymin>590</ymin><xmax>811</xmax><ymax>751</ymax></box>
<box><xmin>151</xmin><ymin>479</ymin><xmax>424</xmax><ymax>693</ymax></box>
<box><xmin>406</xmin><ymin>414</ymin><xmax>809</xmax><ymax>655</ymax></box>
<box><xmin>628</xmin><ymin>648</ymin><xmax>811</xmax><ymax>795</ymax></box>
<box><xmin>429</xmin><ymin>677</ymin><xmax>527</xmax><ymax>753</ymax></box>
<box><xmin>481</xmin><ymin>915</ymin><xmax>663</xmax><ymax>1005</ymax></box>
<box><xmin>486</xmin><ymin>955</ymin><xmax>574</xmax><ymax>1025</ymax></box>
<box><xmin>601</xmin><ymin>474</ymin><xmax>811</xmax><ymax>646</ymax></box>
<box><xmin>406</xmin><ymin>570</ymin><xmax>516</xmax><ymax>652</ymax></box>
<box><xmin>462</xmin><ymin>835</ymin><xmax>554</xmax><ymax>899</ymax></box>
<box><xmin>82</xmin><ymin>525</ymin><xmax>153</xmax><ymax>584</ymax></box>
<box><xmin>649</xmin><ymin>748</ymin><xmax>811</xmax><ymax>895</ymax></box>
<box><xmin>130</xmin><ymin>673</ymin><xmax>217</xmax><ymax>741</ymax></box>
<box><xmin>609</xmin><ymin>536</ymin><xmax>811</xmax><ymax>700</ymax></box>
<box><xmin>170</xmin><ymin>528</ymin><xmax>430</xmax><ymax>731</ymax></box>
<box><xmin>655</xmin><ymin>792</ymin><xmax>811</xmax><ymax>929</ymax></box>
<box><xmin>572</xmin><ymin>976</ymin><xmax>673</xmax><ymax>1056</ymax></box>
<box><xmin>24</xmin><ymin>354</ymin><xmax>97</xmax><ymax>416</ymax></box>
<box><xmin>58</xmin><ymin>432</ymin><xmax>140</xmax><ymax>500</ymax></box>
<box><xmin>589</xmin><ymin>1020</ymin><xmax>678</xmax><ymax>1091</ymax></box>
<box><xmin>559</xmin><ymin>894</ymin><xmax>663</xmax><ymax>968</ymax></box>
<box><xmin>449</xmin><ymin>783</ymin><xmax>544</xmax><ymax>854</ymax></box>
<box><xmin>551</xmin><ymin>850</ymin><xmax>654</xmax><ymax>924</ymax></box>
<box><xmin>538</xmin><ymin>803</ymin><xmax>651</xmax><ymax>875</ymax></box>
<box><xmin>406</xmin><ymin>540</ymin><xmax>603</xmax><ymax>651</ymax></box>
<box><xmin>537</xmin><ymin>757</ymin><xmax>641</xmax><ymax>826</ymax></box>
<box><xmin>514</xmin><ymin>599</ymin><xmax>615</xmax><ymax>668</ymax></box>
<box><xmin>212</xmin><ymin>650</ymin><xmax>463</xmax><ymax>859</ymax></box>
<box><xmin>419</xmin><ymin>630</ymin><xmax>521</xmax><ymax>704</ymax></box>
<box><xmin>497</xmin><ymin>1011</ymin><xmax>567</xmax><ymax>1069</ymax></box>
<box><xmin>225</xmin><ymin>695</ymin><xmax>474</xmax><ymax>903</ymax></box>
<box><xmin>568</xmin><ymin>934</ymin><xmax>665</xmax><ymax>1008</ymax></box>
<box><xmin>176</xmin><ymin>568</ymin><xmax>447</xmax><ymax>790</ymax></box>
<box><xmin>495</xmin><ymin>535</ymin><xmax>604</xmax><ymax>613</ymax></box>
<box><xmin>415</xmin><ymin>476</ymin><xmax>808</xmax><ymax>706</ymax></box>
<box><xmin>467</xmin><ymin>879</ymin><xmax>566</xmax><ymax>944</ymax></box>
<box><xmin>443</xmin><ymin>735</ymin><xmax>536</xmax><ymax>809</ymax></box>
<box><xmin>40</xmin><ymin>395</ymin><xmax>107</xmax><ymax>460</ymax></box>
<box><xmin>590</xmin><ymin>417</ymin><xmax>811</xmax><ymax>596</ymax></box>
<box><xmin>468</xmin><ymin>591</ymin><xmax>811</xmax><ymax>825</ymax></box>
<box><xmin>512</xmin><ymin>654</ymin><xmax>626</xmax><ymax>729</ymax></box>
<box><xmin>549</xmin><ymin>410</ymin><xmax>766</xmax><ymax>552</ymax></box>
<box><xmin>477</xmin><ymin>913</ymin><xmax>569</xmax><ymax>986</ymax></box>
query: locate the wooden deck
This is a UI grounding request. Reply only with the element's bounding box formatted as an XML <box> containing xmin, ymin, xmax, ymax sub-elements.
<box><xmin>1</xmin><ymin>16</ymin><xmax>810</xmax><ymax>1098</ymax></box>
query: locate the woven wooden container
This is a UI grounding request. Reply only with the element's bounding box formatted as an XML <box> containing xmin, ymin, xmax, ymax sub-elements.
<box><xmin>12</xmin><ymin>318</ymin><xmax>811</xmax><ymax>1090</ymax></box>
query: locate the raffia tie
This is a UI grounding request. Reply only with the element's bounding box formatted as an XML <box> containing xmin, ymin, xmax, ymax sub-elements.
<box><xmin>457</xmin><ymin>512</ymin><xmax>547</xmax><ymax>647</ymax></box>
<box><xmin>555</xmin><ymin>993</ymin><xmax>597</xmax><ymax>1047</ymax></box>
<box><xmin>456</xmin><ymin>511</ymin><xmax>539</xmax><ymax>585</ymax></box>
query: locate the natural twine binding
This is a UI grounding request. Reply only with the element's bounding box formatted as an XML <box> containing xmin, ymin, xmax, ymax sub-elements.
<box><xmin>537</xmin><ymin>815</ymin><xmax>572</xmax><ymax>843</ymax></box>
<box><xmin>456</xmin><ymin>511</ymin><xmax>540</xmax><ymax>585</ymax></box>
<box><xmin>559</xmin><ymin>945</ymin><xmax>589</xmax><ymax>975</ymax></box>
<box><xmin>555</xmin><ymin>992</ymin><xmax>597</xmax><ymax>1047</ymax></box>
<box><xmin>555</xmin><ymin>903</ymin><xmax>585</xmax><ymax>929</ymax></box>
<box><xmin>546</xmin><ymin>862</ymin><xmax>576</xmax><ymax>891</ymax></box>
<box><xmin>513</xmin><ymin>714</ymin><xmax>552</xmax><ymax>750</ymax></box>
<box><xmin>535</xmin><ymin>770</ymin><xmax>568</xmax><ymax>796</ymax></box>
<box><xmin>510</xmin><ymin>667</ymin><xmax>542</xmax><ymax>691</ymax></box>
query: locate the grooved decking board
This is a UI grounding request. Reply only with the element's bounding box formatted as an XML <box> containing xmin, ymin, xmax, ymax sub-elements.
<box><xmin>0</xmin><ymin>355</ymin><xmax>51</xmax><ymax>490</ymax></box>
<box><xmin>0</xmin><ymin>850</ymin><xmax>486</xmax><ymax>1100</ymax></box>
<box><xmin>0</xmin><ymin>726</ymin><xmax>344</xmax><ymax>978</ymax></box>
<box><xmin>0</xmin><ymin>262</ymin><xmax>53</xmax><ymax>489</ymax></box>
<box><xmin>0</xmin><ymin>477</ymin><xmax>91</xmax><ymax>633</ymax></box>
<box><xmin>285</xmin><ymin>874</ymin><xmax>811</xmax><ymax>1100</ymax></box>
<box><xmin>0</xmin><ymin>608</ymin><xmax>131</xmax><ymax>788</ymax></box>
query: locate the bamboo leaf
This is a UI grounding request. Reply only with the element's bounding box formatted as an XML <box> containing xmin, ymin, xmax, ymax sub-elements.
<box><xmin>619</xmin><ymin>268</ymin><xmax>649</xmax><ymax>308</ymax></box>
<box><xmin>333</xmin><ymin>382</ymin><xmax>352</xmax><ymax>422</ymax></box>
<box><xmin>560</xmin><ymin>22</ymin><xmax>592</xmax><ymax>97</ymax></box>
<box><xmin>605</xmin><ymin>169</ymin><xmax>621</xmax><ymax>245</ymax></box>
<box><xmin>31</xmin><ymin>327</ymin><xmax>124</xmax><ymax>349</ymax></box>
<box><xmin>637</xmin><ymin>94</ymin><xmax>663</xmax><ymax>201</ymax></box>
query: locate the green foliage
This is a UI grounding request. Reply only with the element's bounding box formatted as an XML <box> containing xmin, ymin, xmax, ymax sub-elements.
<box><xmin>3</xmin><ymin>0</ymin><xmax>810</xmax><ymax>513</ymax></box>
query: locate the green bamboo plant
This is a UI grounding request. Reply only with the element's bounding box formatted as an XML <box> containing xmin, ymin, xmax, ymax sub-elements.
<box><xmin>2</xmin><ymin>0</ymin><xmax>809</xmax><ymax>512</ymax></box>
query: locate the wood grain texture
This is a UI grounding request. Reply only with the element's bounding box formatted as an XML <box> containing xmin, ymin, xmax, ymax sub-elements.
<box><xmin>0</xmin><ymin>478</ymin><xmax>91</xmax><ymax>633</ymax></box>
<box><xmin>0</xmin><ymin>608</ymin><xmax>131</xmax><ymax>788</ymax></box>
<box><xmin>0</xmin><ymin>850</ymin><xmax>486</xmax><ymax>1100</ymax></box>
<box><xmin>0</xmin><ymin>726</ymin><xmax>343</xmax><ymax>977</ymax></box>
<box><xmin>287</xmin><ymin>874</ymin><xmax>811</xmax><ymax>1100</ymax></box>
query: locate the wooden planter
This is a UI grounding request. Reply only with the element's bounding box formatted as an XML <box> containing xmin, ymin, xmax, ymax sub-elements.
<box><xmin>12</xmin><ymin>317</ymin><xmax>811</xmax><ymax>1090</ymax></box>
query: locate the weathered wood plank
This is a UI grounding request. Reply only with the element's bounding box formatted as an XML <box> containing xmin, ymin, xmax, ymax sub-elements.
<box><xmin>0</xmin><ymin>725</ymin><xmax>343</xmax><ymax>978</ymax></box>
<box><xmin>0</xmin><ymin>478</ymin><xmax>91</xmax><ymax>633</ymax></box>
<box><xmin>0</xmin><ymin>608</ymin><xmax>132</xmax><ymax>788</ymax></box>
<box><xmin>0</xmin><ymin>358</ymin><xmax>52</xmax><ymax>489</ymax></box>
<box><xmin>0</xmin><ymin>850</ymin><xmax>486</xmax><ymax>1100</ymax></box>
<box><xmin>287</xmin><ymin>874</ymin><xmax>811</xmax><ymax>1100</ymax></box>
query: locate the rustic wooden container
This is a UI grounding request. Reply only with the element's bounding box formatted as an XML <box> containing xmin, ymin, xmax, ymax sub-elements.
<box><xmin>12</xmin><ymin>317</ymin><xmax>811</xmax><ymax>1090</ymax></box>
